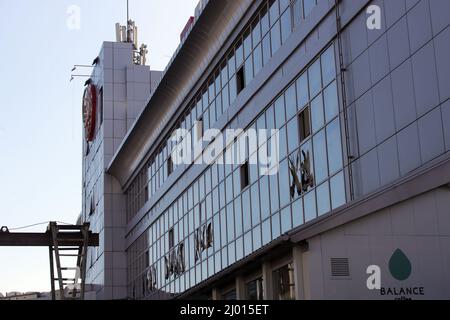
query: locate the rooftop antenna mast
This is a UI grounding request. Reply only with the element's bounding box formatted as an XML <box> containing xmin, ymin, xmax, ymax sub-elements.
<box><xmin>115</xmin><ymin>0</ymin><xmax>148</xmax><ymax>66</ymax></box>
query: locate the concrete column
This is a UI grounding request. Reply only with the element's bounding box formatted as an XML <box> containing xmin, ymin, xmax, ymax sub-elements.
<box><xmin>212</xmin><ymin>288</ymin><xmax>221</xmax><ymax>300</ymax></box>
<box><xmin>302</xmin><ymin>250</ymin><xmax>311</xmax><ymax>300</ymax></box>
<box><xmin>236</xmin><ymin>276</ymin><xmax>246</xmax><ymax>300</ymax></box>
<box><xmin>292</xmin><ymin>245</ymin><xmax>305</xmax><ymax>300</ymax></box>
<box><xmin>262</xmin><ymin>261</ymin><xmax>273</xmax><ymax>300</ymax></box>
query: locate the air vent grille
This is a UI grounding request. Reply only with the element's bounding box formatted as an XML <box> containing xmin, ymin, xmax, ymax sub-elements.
<box><xmin>331</xmin><ymin>258</ymin><xmax>350</xmax><ymax>277</ymax></box>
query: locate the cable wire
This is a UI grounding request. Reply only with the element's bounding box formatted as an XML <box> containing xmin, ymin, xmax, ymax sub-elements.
<box><xmin>7</xmin><ymin>221</ymin><xmax>73</xmax><ymax>231</ymax></box>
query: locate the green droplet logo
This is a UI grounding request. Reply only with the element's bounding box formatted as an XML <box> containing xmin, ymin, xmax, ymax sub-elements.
<box><xmin>389</xmin><ymin>249</ymin><xmax>412</xmax><ymax>281</ymax></box>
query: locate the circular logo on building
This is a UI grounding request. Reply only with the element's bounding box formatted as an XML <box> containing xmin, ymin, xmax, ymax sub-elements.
<box><xmin>389</xmin><ymin>248</ymin><xmax>412</xmax><ymax>281</ymax></box>
<box><xmin>82</xmin><ymin>84</ymin><xmax>97</xmax><ymax>142</ymax></box>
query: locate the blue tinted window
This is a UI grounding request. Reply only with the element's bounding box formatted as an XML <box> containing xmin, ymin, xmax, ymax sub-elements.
<box><xmin>330</xmin><ymin>171</ymin><xmax>346</xmax><ymax>209</ymax></box>
<box><xmin>210</xmin><ymin>100</ymin><xmax>217</xmax><ymax>126</ymax></box>
<box><xmin>234</xmin><ymin>196</ymin><xmax>243</xmax><ymax>236</ymax></box>
<box><xmin>222</xmin><ymin>84</ymin><xmax>229</xmax><ymax>111</ymax></box>
<box><xmin>321</xmin><ymin>45</ymin><xmax>336</xmax><ymax>86</ymax></box>
<box><xmin>313</xmin><ymin>130</ymin><xmax>328</xmax><ymax>183</ymax></box>
<box><xmin>252</xmin><ymin>20</ymin><xmax>262</xmax><ymax>45</ymax></box>
<box><xmin>308</xmin><ymin>59</ymin><xmax>322</xmax><ymax>97</ymax></box>
<box><xmin>278</xmin><ymin>159</ymin><xmax>290</xmax><ymax>207</ymax></box>
<box><xmin>235</xmin><ymin>42</ymin><xmax>244</xmax><ymax>68</ymax></box>
<box><xmin>253</xmin><ymin>44</ymin><xmax>263</xmax><ymax>76</ymax></box>
<box><xmin>244</xmin><ymin>231</ymin><xmax>253</xmax><ymax>256</ymax></box>
<box><xmin>292</xmin><ymin>197</ymin><xmax>304</xmax><ymax>228</ymax></box>
<box><xmin>227</xmin><ymin>203</ymin><xmax>235</xmax><ymax>241</ymax></box>
<box><xmin>202</xmin><ymin>90</ymin><xmax>209</xmax><ymax>112</ymax></box>
<box><xmin>262</xmin><ymin>219</ymin><xmax>271</xmax><ymax>245</ymax></box>
<box><xmin>262</xmin><ymin>33</ymin><xmax>271</xmax><ymax>65</ymax></box>
<box><xmin>229</xmin><ymin>75</ymin><xmax>237</xmax><ymax>103</ymax></box>
<box><xmin>228</xmin><ymin>52</ymin><xmax>236</xmax><ymax>77</ymax></box>
<box><xmin>271</xmin><ymin>21</ymin><xmax>281</xmax><ymax>54</ymax></box>
<box><xmin>221</xmin><ymin>65</ymin><xmax>228</xmax><ymax>88</ymax></box>
<box><xmin>304</xmin><ymin>190</ymin><xmax>316</xmax><ymax>222</ymax></box>
<box><xmin>245</xmin><ymin>56</ymin><xmax>254</xmax><ymax>86</ymax></box>
<box><xmin>278</xmin><ymin>127</ymin><xmax>287</xmax><ymax>160</ymax></box>
<box><xmin>285</xmin><ymin>83</ymin><xmax>297</xmax><ymax>120</ymax></box>
<box><xmin>221</xmin><ymin>248</ymin><xmax>228</xmax><ymax>269</ymax></box>
<box><xmin>269</xmin><ymin>173</ymin><xmax>279</xmax><ymax>213</ymax></box>
<box><xmin>293</xmin><ymin>0</ymin><xmax>303</xmax><ymax>26</ymax></box>
<box><xmin>304</xmin><ymin>0</ymin><xmax>316</xmax><ymax>17</ymax></box>
<box><xmin>212</xmin><ymin>187</ymin><xmax>219</xmax><ymax>213</ymax></box>
<box><xmin>253</xmin><ymin>226</ymin><xmax>262</xmax><ymax>250</ymax></box>
<box><xmin>281</xmin><ymin>206</ymin><xmax>292</xmax><ymax>233</ymax></box>
<box><xmin>250</xmin><ymin>161</ymin><xmax>259</xmax><ymax>185</ymax></box>
<box><xmin>269</xmin><ymin>0</ymin><xmax>280</xmax><ymax>26</ymax></box>
<box><xmin>316</xmin><ymin>181</ymin><xmax>330</xmax><ymax>216</ymax></box>
<box><xmin>275</xmin><ymin>95</ymin><xmax>285</xmax><ymax>129</ymax></box>
<box><xmin>311</xmin><ymin>93</ymin><xmax>324</xmax><ymax>133</ymax></box>
<box><xmin>287</xmin><ymin>117</ymin><xmax>299</xmax><ymax>153</ymax></box>
<box><xmin>220</xmin><ymin>209</ymin><xmax>227</xmax><ymax>245</ymax></box>
<box><xmin>261</xmin><ymin>5</ymin><xmax>270</xmax><ymax>35</ymax></box>
<box><xmin>326</xmin><ymin>118</ymin><xmax>343</xmax><ymax>175</ymax></box>
<box><xmin>204</xmin><ymin>108</ymin><xmax>210</xmax><ymax>132</ymax></box>
<box><xmin>236</xmin><ymin>236</ymin><xmax>244</xmax><ymax>261</ymax></box>
<box><xmin>228</xmin><ymin>242</ymin><xmax>236</xmax><ymax>265</ymax></box>
<box><xmin>233</xmin><ymin>168</ymin><xmax>241</xmax><ymax>198</ymax></box>
<box><xmin>271</xmin><ymin>212</ymin><xmax>281</xmax><ymax>239</ymax></box>
<box><xmin>215</xmin><ymin>73</ymin><xmax>221</xmax><ymax>93</ymax></box>
<box><xmin>280</xmin><ymin>0</ymin><xmax>290</xmax><ymax>12</ymax></box>
<box><xmin>213</xmin><ymin>213</ymin><xmax>221</xmax><ymax>251</ymax></box>
<box><xmin>296</xmin><ymin>72</ymin><xmax>309</xmax><ymax>109</ymax></box>
<box><xmin>216</xmin><ymin>92</ymin><xmax>222</xmax><ymax>116</ymax></box>
<box><xmin>242</xmin><ymin>189</ymin><xmax>251</xmax><ymax>232</ymax></box>
<box><xmin>280</xmin><ymin>8</ymin><xmax>292</xmax><ymax>43</ymax></box>
<box><xmin>260</xmin><ymin>176</ymin><xmax>271</xmax><ymax>220</ymax></box>
<box><xmin>324</xmin><ymin>81</ymin><xmax>339</xmax><ymax>122</ymax></box>
<box><xmin>244</xmin><ymin>30</ymin><xmax>252</xmax><ymax>58</ymax></box>
<box><xmin>226</xmin><ymin>175</ymin><xmax>233</xmax><ymax>203</ymax></box>
<box><xmin>215</xmin><ymin>252</ymin><xmax>221</xmax><ymax>273</ymax></box>
<box><xmin>266</xmin><ymin>105</ymin><xmax>276</xmax><ymax>130</ymax></box>
<box><xmin>251</xmin><ymin>183</ymin><xmax>261</xmax><ymax>226</ymax></box>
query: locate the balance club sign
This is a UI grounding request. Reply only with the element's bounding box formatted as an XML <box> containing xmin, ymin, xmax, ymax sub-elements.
<box><xmin>380</xmin><ymin>249</ymin><xmax>425</xmax><ymax>300</ymax></box>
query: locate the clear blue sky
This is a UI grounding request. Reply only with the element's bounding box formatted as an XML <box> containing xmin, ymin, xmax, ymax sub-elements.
<box><xmin>0</xmin><ymin>0</ymin><xmax>198</xmax><ymax>295</ymax></box>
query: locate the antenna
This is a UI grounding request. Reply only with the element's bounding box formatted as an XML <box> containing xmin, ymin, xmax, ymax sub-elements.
<box><xmin>127</xmin><ymin>0</ymin><xmax>129</xmax><ymax>23</ymax></box>
<box><xmin>114</xmin><ymin>0</ymin><xmax>148</xmax><ymax>65</ymax></box>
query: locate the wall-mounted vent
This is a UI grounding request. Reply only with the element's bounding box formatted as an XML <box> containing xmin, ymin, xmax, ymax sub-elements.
<box><xmin>330</xmin><ymin>258</ymin><xmax>350</xmax><ymax>277</ymax></box>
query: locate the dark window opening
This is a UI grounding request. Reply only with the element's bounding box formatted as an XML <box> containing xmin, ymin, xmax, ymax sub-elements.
<box><xmin>273</xmin><ymin>263</ymin><xmax>295</xmax><ymax>300</ymax></box>
<box><xmin>240</xmin><ymin>161</ymin><xmax>250</xmax><ymax>190</ymax></box>
<box><xmin>167</xmin><ymin>156</ymin><xmax>173</xmax><ymax>176</ymax></box>
<box><xmin>246</xmin><ymin>277</ymin><xmax>264</xmax><ymax>300</ymax></box>
<box><xmin>298</xmin><ymin>106</ymin><xmax>311</xmax><ymax>143</ymax></box>
<box><xmin>89</xmin><ymin>194</ymin><xmax>95</xmax><ymax>216</ymax></box>
<box><xmin>145</xmin><ymin>250</ymin><xmax>150</xmax><ymax>268</ymax></box>
<box><xmin>98</xmin><ymin>87</ymin><xmax>103</xmax><ymax>125</ymax></box>
<box><xmin>222</xmin><ymin>289</ymin><xmax>237</xmax><ymax>300</ymax></box>
<box><xmin>169</xmin><ymin>228</ymin><xmax>174</xmax><ymax>249</ymax></box>
<box><xmin>144</xmin><ymin>185</ymin><xmax>149</xmax><ymax>202</ymax></box>
<box><xmin>237</xmin><ymin>66</ymin><xmax>246</xmax><ymax>94</ymax></box>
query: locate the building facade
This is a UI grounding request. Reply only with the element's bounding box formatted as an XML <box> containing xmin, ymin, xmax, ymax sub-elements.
<box><xmin>81</xmin><ymin>0</ymin><xmax>450</xmax><ymax>300</ymax></box>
